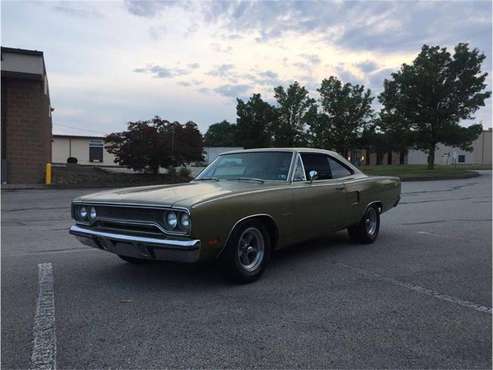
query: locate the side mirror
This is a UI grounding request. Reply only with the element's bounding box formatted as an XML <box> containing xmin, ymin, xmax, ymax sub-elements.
<box><xmin>308</xmin><ymin>170</ymin><xmax>318</xmax><ymax>183</ymax></box>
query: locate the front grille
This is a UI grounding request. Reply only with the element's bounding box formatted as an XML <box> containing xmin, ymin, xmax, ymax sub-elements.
<box><xmin>74</xmin><ymin>204</ymin><xmax>189</xmax><ymax>238</ymax></box>
<box><xmin>93</xmin><ymin>220</ymin><xmax>165</xmax><ymax>238</ymax></box>
<box><xmin>95</xmin><ymin>206</ymin><xmax>163</xmax><ymax>225</ymax></box>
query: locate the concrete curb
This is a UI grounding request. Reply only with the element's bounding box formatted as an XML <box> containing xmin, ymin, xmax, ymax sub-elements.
<box><xmin>1</xmin><ymin>172</ymin><xmax>483</xmax><ymax>190</ymax></box>
<box><xmin>1</xmin><ymin>184</ymin><xmax>115</xmax><ymax>191</ymax></box>
<box><xmin>1</xmin><ymin>182</ymin><xmax>175</xmax><ymax>191</ymax></box>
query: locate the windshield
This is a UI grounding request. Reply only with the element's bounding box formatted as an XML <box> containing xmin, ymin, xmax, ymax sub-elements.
<box><xmin>196</xmin><ymin>151</ymin><xmax>293</xmax><ymax>182</ymax></box>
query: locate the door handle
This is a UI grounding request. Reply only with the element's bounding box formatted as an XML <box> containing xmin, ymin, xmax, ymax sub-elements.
<box><xmin>335</xmin><ymin>186</ymin><xmax>345</xmax><ymax>191</ymax></box>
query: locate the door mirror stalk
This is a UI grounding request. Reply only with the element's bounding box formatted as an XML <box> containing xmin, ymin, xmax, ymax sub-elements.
<box><xmin>308</xmin><ymin>170</ymin><xmax>318</xmax><ymax>183</ymax></box>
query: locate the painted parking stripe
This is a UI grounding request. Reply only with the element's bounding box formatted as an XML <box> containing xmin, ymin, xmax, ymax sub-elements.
<box><xmin>337</xmin><ymin>262</ymin><xmax>492</xmax><ymax>315</ymax></box>
<box><xmin>31</xmin><ymin>263</ymin><xmax>56</xmax><ymax>370</ymax></box>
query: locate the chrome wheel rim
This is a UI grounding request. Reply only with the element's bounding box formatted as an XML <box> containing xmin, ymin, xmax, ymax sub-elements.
<box><xmin>237</xmin><ymin>227</ymin><xmax>265</xmax><ymax>272</ymax></box>
<box><xmin>365</xmin><ymin>208</ymin><xmax>378</xmax><ymax>236</ymax></box>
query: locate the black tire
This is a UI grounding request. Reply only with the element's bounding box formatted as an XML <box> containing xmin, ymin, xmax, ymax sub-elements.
<box><xmin>118</xmin><ymin>255</ymin><xmax>151</xmax><ymax>264</ymax></box>
<box><xmin>347</xmin><ymin>206</ymin><xmax>380</xmax><ymax>244</ymax></box>
<box><xmin>220</xmin><ymin>220</ymin><xmax>271</xmax><ymax>284</ymax></box>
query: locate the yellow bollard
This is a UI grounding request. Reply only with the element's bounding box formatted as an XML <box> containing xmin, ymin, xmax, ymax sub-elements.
<box><xmin>45</xmin><ymin>163</ymin><xmax>52</xmax><ymax>185</ymax></box>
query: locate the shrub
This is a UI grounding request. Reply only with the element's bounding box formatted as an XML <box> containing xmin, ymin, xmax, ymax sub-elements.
<box><xmin>178</xmin><ymin>167</ymin><xmax>191</xmax><ymax>178</ymax></box>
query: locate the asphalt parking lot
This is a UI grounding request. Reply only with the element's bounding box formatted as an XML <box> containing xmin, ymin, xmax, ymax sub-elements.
<box><xmin>2</xmin><ymin>172</ymin><xmax>492</xmax><ymax>369</ymax></box>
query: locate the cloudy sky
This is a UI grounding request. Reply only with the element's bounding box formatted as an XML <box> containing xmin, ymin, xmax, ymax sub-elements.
<box><xmin>2</xmin><ymin>0</ymin><xmax>492</xmax><ymax>136</ymax></box>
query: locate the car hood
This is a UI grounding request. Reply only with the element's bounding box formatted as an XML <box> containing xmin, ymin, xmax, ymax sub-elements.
<box><xmin>74</xmin><ymin>181</ymin><xmax>285</xmax><ymax>209</ymax></box>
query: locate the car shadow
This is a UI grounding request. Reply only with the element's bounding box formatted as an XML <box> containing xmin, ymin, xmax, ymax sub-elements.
<box><xmin>271</xmin><ymin>231</ymin><xmax>354</xmax><ymax>265</ymax></box>
<box><xmin>87</xmin><ymin>231</ymin><xmax>359</xmax><ymax>289</ymax></box>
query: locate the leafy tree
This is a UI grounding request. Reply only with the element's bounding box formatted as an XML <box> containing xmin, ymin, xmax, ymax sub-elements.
<box><xmin>235</xmin><ymin>94</ymin><xmax>277</xmax><ymax>148</ymax></box>
<box><xmin>272</xmin><ymin>81</ymin><xmax>317</xmax><ymax>146</ymax></box>
<box><xmin>310</xmin><ymin>76</ymin><xmax>374</xmax><ymax>156</ymax></box>
<box><xmin>379</xmin><ymin>43</ymin><xmax>490</xmax><ymax>169</ymax></box>
<box><xmin>172</xmin><ymin>120</ymin><xmax>204</xmax><ymax>166</ymax></box>
<box><xmin>105</xmin><ymin>116</ymin><xmax>203</xmax><ymax>174</ymax></box>
<box><xmin>204</xmin><ymin>120</ymin><xmax>238</xmax><ymax>146</ymax></box>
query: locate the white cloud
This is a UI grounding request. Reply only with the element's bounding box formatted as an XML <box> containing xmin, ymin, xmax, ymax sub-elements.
<box><xmin>1</xmin><ymin>0</ymin><xmax>490</xmax><ymax>136</ymax></box>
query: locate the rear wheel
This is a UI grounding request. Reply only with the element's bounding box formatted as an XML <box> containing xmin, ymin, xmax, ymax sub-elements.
<box><xmin>221</xmin><ymin>220</ymin><xmax>271</xmax><ymax>283</ymax></box>
<box><xmin>348</xmin><ymin>206</ymin><xmax>380</xmax><ymax>244</ymax></box>
<box><xmin>118</xmin><ymin>255</ymin><xmax>151</xmax><ymax>264</ymax></box>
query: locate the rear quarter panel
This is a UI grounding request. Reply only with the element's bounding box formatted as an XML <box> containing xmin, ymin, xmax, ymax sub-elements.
<box><xmin>344</xmin><ymin>176</ymin><xmax>401</xmax><ymax>225</ymax></box>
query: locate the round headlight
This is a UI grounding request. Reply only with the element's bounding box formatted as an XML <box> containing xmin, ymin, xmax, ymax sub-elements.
<box><xmin>166</xmin><ymin>212</ymin><xmax>178</xmax><ymax>229</ymax></box>
<box><xmin>181</xmin><ymin>213</ymin><xmax>190</xmax><ymax>229</ymax></box>
<box><xmin>89</xmin><ymin>206</ymin><xmax>97</xmax><ymax>220</ymax></box>
<box><xmin>79</xmin><ymin>206</ymin><xmax>88</xmax><ymax>219</ymax></box>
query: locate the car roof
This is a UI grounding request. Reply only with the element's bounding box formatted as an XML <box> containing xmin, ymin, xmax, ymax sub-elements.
<box><xmin>220</xmin><ymin>147</ymin><xmax>339</xmax><ymax>156</ymax></box>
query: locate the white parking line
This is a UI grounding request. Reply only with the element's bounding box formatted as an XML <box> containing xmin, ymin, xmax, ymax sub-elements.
<box><xmin>337</xmin><ymin>262</ymin><xmax>492</xmax><ymax>315</ymax></box>
<box><xmin>31</xmin><ymin>263</ymin><xmax>56</xmax><ymax>370</ymax></box>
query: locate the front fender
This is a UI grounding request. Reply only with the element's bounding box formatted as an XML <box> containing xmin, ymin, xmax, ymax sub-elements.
<box><xmin>189</xmin><ymin>187</ymin><xmax>292</xmax><ymax>260</ymax></box>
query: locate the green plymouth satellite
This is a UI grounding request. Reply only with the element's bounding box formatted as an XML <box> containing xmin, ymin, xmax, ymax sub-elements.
<box><xmin>70</xmin><ymin>148</ymin><xmax>401</xmax><ymax>282</ymax></box>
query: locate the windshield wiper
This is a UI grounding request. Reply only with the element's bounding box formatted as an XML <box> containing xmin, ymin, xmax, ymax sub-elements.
<box><xmin>194</xmin><ymin>177</ymin><xmax>220</xmax><ymax>181</ymax></box>
<box><xmin>227</xmin><ymin>177</ymin><xmax>265</xmax><ymax>184</ymax></box>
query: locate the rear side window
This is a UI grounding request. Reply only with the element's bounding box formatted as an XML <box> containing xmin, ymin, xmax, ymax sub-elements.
<box><xmin>328</xmin><ymin>157</ymin><xmax>353</xmax><ymax>178</ymax></box>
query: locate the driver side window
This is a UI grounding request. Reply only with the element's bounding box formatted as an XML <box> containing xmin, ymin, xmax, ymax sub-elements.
<box><xmin>300</xmin><ymin>153</ymin><xmax>332</xmax><ymax>180</ymax></box>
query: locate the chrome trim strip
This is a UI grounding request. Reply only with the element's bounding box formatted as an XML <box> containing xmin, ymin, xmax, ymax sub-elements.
<box><xmin>93</xmin><ymin>217</ymin><xmax>169</xmax><ymax>235</ymax></box>
<box><xmin>290</xmin><ymin>152</ymin><xmax>307</xmax><ymax>183</ymax></box>
<box><xmin>194</xmin><ymin>156</ymin><xmax>220</xmax><ymax>180</ymax></box>
<box><xmin>285</xmin><ymin>151</ymin><xmax>297</xmax><ymax>183</ymax></box>
<box><xmin>69</xmin><ymin>225</ymin><xmax>200</xmax><ymax>249</ymax></box>
<box><xmin>216</xmin><ymin>213</ymin><xmax>278</xmax><ymax>258</ymax></box>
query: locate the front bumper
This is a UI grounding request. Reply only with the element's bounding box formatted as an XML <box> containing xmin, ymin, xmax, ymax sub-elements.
<box><xmin>69</xmin><ymin>225</ymin><xmax>201</xmax><ymax>263</ymax></box>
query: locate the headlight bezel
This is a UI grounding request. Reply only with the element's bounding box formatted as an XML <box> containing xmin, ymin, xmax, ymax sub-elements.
<box><xmin>166</xmin><ymin>211</ymin><xmax>178</xmax><ymax>229</ymax></box>
<box><xmin>89</xmin><ymin>206</ymin><xmax>97</xmax><ymax>220</ymax></box>
<box><xmin>163</xmin><ymin>210</ymin><xmax>191</xmax><ymax>233</ymax></box>
<box><xmin>79</xmin><ymin>206</ymin><xmax>88</xmax><ymax>219</ymax></box>
<box><xmin>180</xmin><ymin>213</ymin><xmax>191</xmax><ymax>229</ymax></box>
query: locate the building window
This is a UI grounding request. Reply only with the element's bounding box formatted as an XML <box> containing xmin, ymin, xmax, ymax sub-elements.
<box><xmin>458</xmin><ymin>154</ymin><xmax>465</xmax><ymax>163</ymax></box>
<box><xmin>89</xmin><ymin>139</ymin><xmax>104</xmax><ymax>162</ymax></box>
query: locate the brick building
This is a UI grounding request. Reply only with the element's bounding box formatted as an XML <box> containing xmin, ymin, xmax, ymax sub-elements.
<box><xmin>1</xmin><ymin>47</ymin><xmax>53</xmax><ymax>184</ymax></box>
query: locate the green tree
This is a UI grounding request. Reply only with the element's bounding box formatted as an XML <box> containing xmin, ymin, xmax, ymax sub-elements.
<box><xmin>235</xmin><ymin>94</ymin><xmax>276</xmax><ymax>148</ymax></box>
<box><xmin>311</xmin><ymin>76</ymin><xmax>374</xmax><ymax>156</ymax></box>
<box><xmin>379</xmin><ymin>43</ymin><xmax>490</xmax><ymax>169</ymax></box>
<box><xmin>272</xmin><ymin>81</ymin><xmax>317</xmax><ymax>146</ymax></box>
<box><xmin>105</xmin><ymin>116</ymin><xmax>203</xmax><ymax>174</ymax></box>
<box><xmin>204</xmin><ymin>120</ymin><xmax>238</xmax><ymax>146</ymax></box>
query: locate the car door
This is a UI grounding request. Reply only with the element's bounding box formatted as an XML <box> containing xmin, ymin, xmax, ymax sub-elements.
<box><xmin>290</xmin><ymin>152</ymin><xmax>349</xmax><ymax>241</ymax></box>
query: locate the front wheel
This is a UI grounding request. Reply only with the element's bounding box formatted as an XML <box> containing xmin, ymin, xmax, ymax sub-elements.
<box><xmin>347</xmin><ymin>206</ymin><xmax>380</xmax><ymax>244</ymax></box>
<box><xmin>220</xmin><ymin>220</ymin><xmax>271</xmax><ymax>283</ymax></box>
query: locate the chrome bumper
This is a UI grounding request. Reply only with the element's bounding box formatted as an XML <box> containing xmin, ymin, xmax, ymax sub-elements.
<box><xmin>69</xmin><ymin>225</ymin><xmax>201</xmax><ymax>263</ymax></box>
